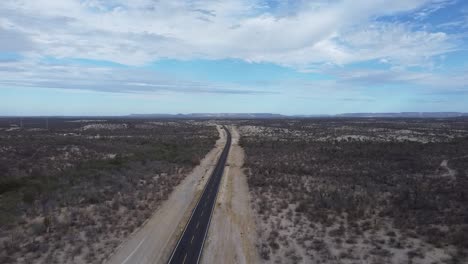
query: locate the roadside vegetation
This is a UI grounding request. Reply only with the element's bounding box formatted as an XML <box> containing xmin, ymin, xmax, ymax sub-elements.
<box><xmin>239</xmin><ymin>118</ymin><xmax>468</xmax><ymax>263</ymax></box>
<box><xmin>0</xmin><ymin>118</ymin><xmax>217</xmax><ymax>264</ymax></box>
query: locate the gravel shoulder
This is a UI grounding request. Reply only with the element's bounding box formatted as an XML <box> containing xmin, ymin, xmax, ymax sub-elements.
<box><xmin>201</xmin><ymin>125</ymin><xmax>259</xmax><ymax>264</ymax></box>
<box><xmin>106</xmin><ymin>125</ymin><xmax>226</xmax><ymax>264</ymax></box>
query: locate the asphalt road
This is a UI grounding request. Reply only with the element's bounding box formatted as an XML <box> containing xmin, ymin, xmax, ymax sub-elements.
<box><xmin>167</xmin><ymin>125</ymin><xmax>232</xmax><ymax>264</ymax></box>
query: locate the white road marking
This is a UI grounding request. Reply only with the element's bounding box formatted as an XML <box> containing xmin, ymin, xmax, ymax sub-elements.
<box><xmin>167</xmin><ymin>126</ymin><xmax>231</xmax><ymax>264</ymax></box>
<box><xmin>191</xmin><ymin>235</ymin><xmax>195</xmax><ymax>244</ymax></box>
<box><xmin>196</xmin><ymin>221</ymin><xmax>200</xmax><ymax>229</ymax></box>
<box><xmin>121</xmin><ymin>237</ymin><xmax>146</xmax><ymax>264</ymax></box>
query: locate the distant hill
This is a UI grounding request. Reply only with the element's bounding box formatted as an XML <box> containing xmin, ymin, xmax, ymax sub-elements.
<box><xmin>335</xmin><ymin>112</ymin><xmax>468</xmax><ymax>118</ymax></box>
<box><xmin>128</xmin><ymin>113</ymin><xmax>286</xmax><ymax>119</ymax></box>
<box><xmin>3</xmin><ymin>112</ymin><xmax>468</xmax><ymax>119</ymax></box>
<box><xmin>128</xmin><ymin>112</ymin><xmax>468</xmax><ymax>119</ymax></box>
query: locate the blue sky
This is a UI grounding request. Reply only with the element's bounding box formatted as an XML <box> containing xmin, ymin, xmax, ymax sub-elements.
<box><xmin>0</xmin><ymin>0</ymin><xmax>467</xmax><ymax>115</ymax></box>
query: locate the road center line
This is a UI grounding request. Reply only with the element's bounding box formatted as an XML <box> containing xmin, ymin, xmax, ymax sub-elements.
<box><xmin>167</xmin><ymin>126</ymin><xmax>232</xmax><ymax>264</ymax></box>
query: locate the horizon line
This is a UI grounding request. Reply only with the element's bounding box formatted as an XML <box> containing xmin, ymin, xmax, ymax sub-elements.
<box><xmin>1</xmin><ymin>111</ymin><xmax>468</xmax><ymax>118</ymax></box>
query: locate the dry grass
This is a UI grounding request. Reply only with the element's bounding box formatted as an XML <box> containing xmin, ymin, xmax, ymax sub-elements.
<box><xmin>240</xmin><ymin>118</ymin><xmax>468</xmax><ymax>263</ymax></box>
<box><xmin>0</xmin><ymin>118</ymin><xmax>217</xmax><ymax>263</ymax></box>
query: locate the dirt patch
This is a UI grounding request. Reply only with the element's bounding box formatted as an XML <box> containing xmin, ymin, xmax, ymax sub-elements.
<box><xmin>201</xmin><ymin>126</ymin><xmax>259</xmax><ymax>264</ymax></box>
<box><xmin>106</xmin><ymin>126</ymin><xmax>226</xmax><ymax>264</ymax></box>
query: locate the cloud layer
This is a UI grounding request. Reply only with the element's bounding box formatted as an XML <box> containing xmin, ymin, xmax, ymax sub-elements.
<box><xmin>0</xmin><ymin>0</ymin><xmax>466</xmax><ymax>106</ymax></box>
<box><xmin>0</xmin><ymin>0</ymin><xmax>460</xmax><ymax>67</ymax></box>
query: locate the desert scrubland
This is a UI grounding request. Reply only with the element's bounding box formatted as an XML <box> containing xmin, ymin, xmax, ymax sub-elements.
<box><xmin>2</xmin><ymin>117</ymin><xmax>468</xmax><ymax>264</ymax></box>
<box><xmin>239</xmin><ymin>118</ymin><xmax>468</xmax><ymax>264</ymax></box>
<box><xmin>0</xmin><ymin>118</ymin><xmax>217</xmax><ymax>264</ymax></box>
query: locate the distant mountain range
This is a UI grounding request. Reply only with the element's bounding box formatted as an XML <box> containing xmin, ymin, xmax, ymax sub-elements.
<box><xmin>128</xmin><ymin>113</ymin><xmax>286</xmax><ymax>119</ymax></box>
<box><xmin>128</xmin><ymin>112</ymin><xmax>468</xmax><ymax>119</ymax></box>
<box><xmin>3</xmin><ymin>112</ymin><xmax>468</xmax><ymax>119</ymax></box>
<box><xmin>335</xmin><ymin>112</ymin><xmax>468</xmax><ymax>118</ymax></box>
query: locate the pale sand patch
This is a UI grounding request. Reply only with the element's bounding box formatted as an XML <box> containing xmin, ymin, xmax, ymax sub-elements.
<box><xmin>105</xmin><ymin>125</ymin><xmax>226</xmax><ymax>264</ymax></box>
<box><xmin>439</xmin><ymin>159</ymin><xmax>457</xmax><ymax>180</ymax></box>
<box><xmin>201</xmin><ymin>125</ymin><xmax>260</xmax><ymax>264</ymax></box>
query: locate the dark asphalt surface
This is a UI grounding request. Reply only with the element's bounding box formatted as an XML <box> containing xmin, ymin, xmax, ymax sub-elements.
<box><xmin>167</xmin><ymin>126</ymin><xmax>231</xmax><ymax>264</ymax></box>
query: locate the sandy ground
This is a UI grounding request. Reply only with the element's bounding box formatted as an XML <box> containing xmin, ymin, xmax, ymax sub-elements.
<box><xmin>201</xmin><ymin>126</ymin><xmax>259</xmax><ymax>264</ymax></box>
<box><xmin>105</xmin><ymin>125</ymin><xmax>226</xmax><ymax>264</ymax></box>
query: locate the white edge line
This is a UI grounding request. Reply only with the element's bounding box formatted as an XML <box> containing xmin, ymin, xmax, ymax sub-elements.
<box><xmin>167</xmin><ymin>154</ymin><xmax>216</xmax><ymax>262</ymax></box>
<box><xmin>121</xmin><ymin>237</ymin><xmax>146</xmax><ymax>264</ymax></box>
<box><xmin>108</xmin><ymin>128</ymin><xmax>228</xmax><ymax>264</ymax></box>
<box><xmin>167</xmin><ymin>126</ymin><xmax>228</xmax><ymax>263</ymax></box>
<box><xmin>196</xmin><ymin>127</ymin><xmax>231</xmax><ymax>264</ymax></box>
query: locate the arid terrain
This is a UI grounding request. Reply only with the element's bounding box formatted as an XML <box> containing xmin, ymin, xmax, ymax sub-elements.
<box><xmin>106</xmin><ymin>125</ymin><xmax>226</xmax><ymax>264</ymax></box>
<box><xmin>2</xmin><ymin>117</ymin><xmax>468</xmax><ymax>264</ymax></box>
<box><xmin>0</xmin><ymin>118</ymin><xmax>217</xmax><ymax>263</ymax></box>
<box><xmin>238</xmin><ymin>118</ymin><xmax>468</xmax><ymax>263</ymax></box>
<box><xmin>202</xmin><ymin>126</ymin><xmax>259</xmax><ymax>264</ymax></box>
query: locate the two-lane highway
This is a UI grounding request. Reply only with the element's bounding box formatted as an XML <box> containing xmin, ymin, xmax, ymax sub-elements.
<box><xmin>167</xmin><ymin>125</ymin><xmax>232</xmax><ymax>264</ymax></box>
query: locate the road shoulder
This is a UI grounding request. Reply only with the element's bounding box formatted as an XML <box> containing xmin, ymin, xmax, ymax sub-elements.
<box><xmin>106</xmin><ymin>125</ymin><xmax>226</xmax><ymax>264</ymax></box>
<box><xmin>201</xmin><ymin>125</ymin><xmax>259</xmax><ymax>264</ymax></box>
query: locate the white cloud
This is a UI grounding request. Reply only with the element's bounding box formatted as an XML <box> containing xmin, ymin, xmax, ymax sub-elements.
<box><xmin>0</xmin><ymin>0</ymin><xmax>459</xmax><ymax>67</ymax></box>
<box><xmin>0</xmin><ymin>27</ymin><xmax>35</xmax><ymax>52</ymax></box>
<box><xmin>0</xmin><ymin>60</ymin><xmax>275</xmax><ymax>95</ymax></box>
<box><xmin>338</xmin><ymin>23</ymin><xmax>456</xmax><ymax>66</ymax></box>
<box><xmin>331</xmin><ymin>67</ymin><xmax>468</xmax><ymax>92</ymax></box>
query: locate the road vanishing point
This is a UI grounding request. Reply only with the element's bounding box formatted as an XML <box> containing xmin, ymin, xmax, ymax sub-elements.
<box><xmin>167</xmin><ymin>125</ymin><xmax>232</xmax><ymax>264</ymax></box>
